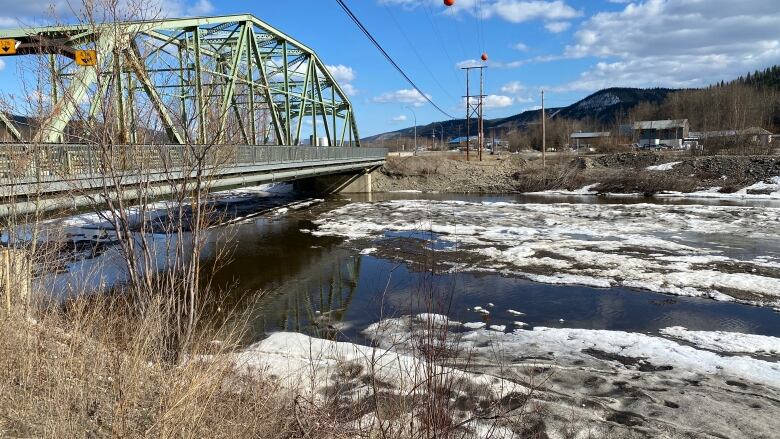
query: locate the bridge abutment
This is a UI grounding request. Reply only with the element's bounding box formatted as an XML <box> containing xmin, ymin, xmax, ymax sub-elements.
<box><xmin>294</xmin><ymin>168</ymin><xmax>376</xmax><ymax>195</ymax></box>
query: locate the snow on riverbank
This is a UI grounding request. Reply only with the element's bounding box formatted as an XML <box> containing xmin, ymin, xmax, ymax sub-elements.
<box><xmin>358</xmin><ymin>314</ymin><xmax>780</xmax><ymax>437</ymax></box>
<box><xmin>226</xmin><ymin>328</ymin><xmax>522</xmax><ymax>438</ymax></box>
<box><xmin>646</xmin><ymin>161</ymin><xmax>681</xmax><ymax>171</ymax></box>
<box><xmin>214</xmin><ymin>313</ymin><xmax>780</xmax><ymax>437</ymax></box>
<box><xmin>660</xmin><ymin>326</ymin><xmax>780</xmax><ymax>356</ymax></box>
<box><xmin>312</xmin><ymin>199</ymin><xmax>780</xmax><ymax>307</ymax></box>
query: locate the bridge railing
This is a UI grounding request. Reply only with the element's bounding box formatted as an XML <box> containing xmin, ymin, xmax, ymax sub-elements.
<box><xmin>0</xmin><ymin>144</ymin><xmax>387</xmax><ymax>181</ymax></box>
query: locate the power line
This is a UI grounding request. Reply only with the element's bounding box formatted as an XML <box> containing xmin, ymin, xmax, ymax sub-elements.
<box><xmin>420</xmin><ymin>1</ymin><xmax>461</xmax><ymax>84</ymax></box>
<box><xmin>335</xmin><ymin>0</ymin><xmax>456</xmax><ymax>119</ymax></box>
<box><xmin>382</xmin><ymin>4</ymin><xmax>456</xmax><ymax>102</ymax></box>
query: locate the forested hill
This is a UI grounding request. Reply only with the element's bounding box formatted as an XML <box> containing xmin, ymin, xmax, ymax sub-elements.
<box><xmin>729</xmin><ymin>65</ymin><xmax>780</xmax><ymax>89</ymax></box>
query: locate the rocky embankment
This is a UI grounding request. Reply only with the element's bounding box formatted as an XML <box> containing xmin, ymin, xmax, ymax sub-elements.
<box><xmin>373</xmin><ymin>152</ymin><xmax>780</xmax><ymax>196</ymax></box>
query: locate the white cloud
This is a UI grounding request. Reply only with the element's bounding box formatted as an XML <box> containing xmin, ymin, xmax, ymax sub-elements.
<box><xmin>0</xmin><ymin>0</ymin><xmax>214</xmax><ymax>27</ymax></box>
<box><xmin>513</xmin><ymin>42</ymin><xmax>529</xmax><ymax>52</ymax></box>
<box><xmin>561</xmin><ymin>0</ymin><xmax>780</xmax><ymax>91</ymax></box>
<box><xmin>457</xmin><ymin>58</ymin><xmax>526</xmax><ymax>69</ymax></box>
<box><xmin>326</xmin><ymin>65</ymin><xmax>356</xmax><ymax>84</ymax></box>
<box><xmin>185</xmin><ymin>0</ymin><xmax>214</xmax><ymax>16</ymax></box>
<box><xmin>466</xmin><ymin>94</ymin><xmax>514</xmax><ymax>109</ymax></box>
<box><xmin>381</xmin><ymin>0</ymin><xmax>581</xmax><ymax>24</ymax></box>
<box><xmin>373</xmin><ymin>89</ymin><xmax>431</xmax><ymax>107</ymax></box>
<box><xmin>500</xmin><ymin>81</ymin><xmax>525</xmax><ymax>94</ymax></box>
<box><xmin>327</xmin><ymin>65</ymin><xmax>358</xmax><ymax>96</ymax></box>
<box><xmin>390</xmin><ymin>114</ymin><xmax>408</xmax><ymax>123</ymax></box>
<box><xmin>486</xmin><ymin>0</ymin><xmax>581</xmax><ymax>23</ymax></box>
<box><xmin>457</xmin><ymin>59</ymin><xmax>484</xmax><ymax>69</ymax></box>
<box><xmin>483</xmin><ymin>94</ymin><xmax>514</xmax><ymax>108</ymax></box>
<box><xmin>544</xmin><ymin>21</ymin><xmax>571</xmax><ymax>33</ymax></box>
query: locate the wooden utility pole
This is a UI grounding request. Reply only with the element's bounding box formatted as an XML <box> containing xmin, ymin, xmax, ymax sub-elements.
<box><xmin>478</xmin><ymin>67</ymin><xmax>484</xmax><ymax>162</ymax></box>
<box><xmin>465</xmin><ymin>70</ymin><xmax>470</xmax><ymax>161</ymax></box>
<box><xmin>462</xmin><ymin>66</ymin><xmax>487</xmax><ymax>162</ymax></box>
<box><xmin>541</xmin><ymin>89</ymin><xmax>546</xmax><ymax>168</ymax></box>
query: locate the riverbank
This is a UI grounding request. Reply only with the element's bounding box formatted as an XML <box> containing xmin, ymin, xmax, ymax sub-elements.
<box><xmin>373</xmin><ymin>152</ymin><xmax>780</xmax><ymax>197</ymax></box>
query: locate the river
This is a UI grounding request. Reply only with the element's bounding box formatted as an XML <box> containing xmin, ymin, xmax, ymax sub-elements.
<box><xmin>197</xmin><ymin>190</ymin><xmax>780</xmax><ymax>345</ymax></box>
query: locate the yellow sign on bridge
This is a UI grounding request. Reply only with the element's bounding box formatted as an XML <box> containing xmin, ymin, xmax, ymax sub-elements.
<box><xmin>75</xmin><ymin>49</ymin><xmax>97</xmax><ymax>66</ymax></box>
<box><xmin>0</xmin><ymin>39</ymin><xmax>16</xmax><ymax>56</ymax></box>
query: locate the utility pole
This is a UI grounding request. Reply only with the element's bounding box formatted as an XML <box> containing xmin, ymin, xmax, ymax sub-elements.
<box><xmin>479</xmin><ymin>67</ymin><xmax>484</xmax><ymax>161</ymax></box>
<box><xmin>462</xmin><ymin>66</ymin><xmax>487</xmax><ymax>162</ymax></box>
<box><xmin>541</xmin><ymin>89</ymin><xmax>546</xmax><ymax>168</ymax></box>
<box><xmin>465</xmin><ymin>69</ymin><xmax>471</xmax><ymax>161</ymax></box>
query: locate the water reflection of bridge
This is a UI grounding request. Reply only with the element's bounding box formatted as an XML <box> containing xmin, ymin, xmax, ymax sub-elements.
<box><xmin>206</xmin><ymin>213</ymin><xmax>364</xmax><ymax>340</ymax></box>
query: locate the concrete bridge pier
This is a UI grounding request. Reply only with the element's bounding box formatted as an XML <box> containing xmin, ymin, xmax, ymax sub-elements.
<box><xmin>294</xmin><ymin>167</ymin><xmax>377</xmax><ymax>195</ymax></box>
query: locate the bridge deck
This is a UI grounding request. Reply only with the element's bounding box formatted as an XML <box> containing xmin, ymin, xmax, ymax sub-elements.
<box><xmin>0</xmin><ymin>144</ymin><xmax>387</xmax><ymax>198</ymax></box>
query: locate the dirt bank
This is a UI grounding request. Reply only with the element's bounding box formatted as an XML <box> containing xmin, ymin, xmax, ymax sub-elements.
<box><xmin>373</xmin><ymin>153</ymin><xmax>525</xmax><ymax>193</ymax></box>
<box><xmin>373</xmin><ymin>152</ymin><xmax>780</xmax><ymax>195</ymax></box>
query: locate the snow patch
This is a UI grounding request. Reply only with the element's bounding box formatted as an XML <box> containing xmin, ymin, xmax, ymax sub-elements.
<box><xmin>646</xmin><ymin>161</ymin><xmax>681</xmax><ymax>171</ymax></box>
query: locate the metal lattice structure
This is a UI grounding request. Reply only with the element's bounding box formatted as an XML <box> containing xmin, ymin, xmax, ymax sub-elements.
<box><xmin>0</xmin><ymin>14</ymin><xmax>360</xmax><ymax>147</ymax></box>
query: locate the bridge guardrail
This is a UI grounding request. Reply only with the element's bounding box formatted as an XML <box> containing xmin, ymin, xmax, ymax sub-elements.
<box><xmin>0</xmin><ymin>144</ymin><xmax>387</xmax><ymax>181</ymax></box>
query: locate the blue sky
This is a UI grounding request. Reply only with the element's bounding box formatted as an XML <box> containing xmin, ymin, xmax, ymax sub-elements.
<box><xmin>1</xmin><ymin>0</ymin><xmax>779</xmax><ymax>136</ymax></box>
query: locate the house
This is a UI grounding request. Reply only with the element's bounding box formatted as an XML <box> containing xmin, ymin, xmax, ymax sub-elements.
<box><xmin>689</xmin><ymin>127</ymin><xmax>773</xmax><ymax>146</ymax></box>
<box><xmin>447</xmin><ymin>136</ymin><xmax>479</xmax><ymax>146</ymax></box>
<box><xmin>633</xmin><ymin>119</ymin><xmax>689</xmax><ymax>149</ymax></box>
<box><xmin>569</xmin><ymin>131</ymin><xmax>611</xmax><ymax>151</ymax></box>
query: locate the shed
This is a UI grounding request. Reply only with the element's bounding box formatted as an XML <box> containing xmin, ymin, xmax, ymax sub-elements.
<box><xmin>633</xmin><ymin>119</ymin><xmax>689</xmax><ymax>149</ymax></box>
<box><xmin>569</xmin><ymin>131</ymin><xmax>611</xmax><ymax>150</ymax></box>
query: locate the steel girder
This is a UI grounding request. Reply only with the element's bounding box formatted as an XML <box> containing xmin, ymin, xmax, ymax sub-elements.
<box><xmin>0</xmin><ymin>14</ymin><xmax>361</xmax><ymax>146</ymax></box>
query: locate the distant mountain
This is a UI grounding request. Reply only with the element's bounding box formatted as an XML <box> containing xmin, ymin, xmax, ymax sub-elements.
<box><xmin>363</xmin><ymin>87</ymin><xmax>677</xmax><ymax>143</ymax></box>
<box><xmin>556</xmin><ymin>87</ymin><xmax>674</xmax><ymax>121</ymax></box>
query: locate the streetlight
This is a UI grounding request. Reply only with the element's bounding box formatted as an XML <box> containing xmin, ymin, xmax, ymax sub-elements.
<box><xmin>404</xmin><ymin>105</ymin><xmax>418</xmax><ymax>155</ymax></box>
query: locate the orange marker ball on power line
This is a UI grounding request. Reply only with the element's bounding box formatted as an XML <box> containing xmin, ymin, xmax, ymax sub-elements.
<box><xmin>444</xmin><ymin>0</ymin><xmax>455</xmax><ymax>6</ymax></box>
<box><xmin>481</xmin><ymin>53</ymin><xmax>488</xmax><ymax>61</ymax></box>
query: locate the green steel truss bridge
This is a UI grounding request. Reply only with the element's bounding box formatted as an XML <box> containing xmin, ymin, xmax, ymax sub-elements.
<box><xmin>0</xmin><ymin>15</ymin><xmax>386</xmax><ymax>214</ymax></box>
<box><xmin>0</xmin><ymin>14</ymin><xmax>361</xmax><ymax>146</ymax></box>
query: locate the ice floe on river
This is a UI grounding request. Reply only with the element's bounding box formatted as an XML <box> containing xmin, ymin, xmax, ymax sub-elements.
<box><xmin>528</xmin><ymin>176</ymin><xmax>780</xmax><ymax>200</ymax></box>
<box><xmin>660</xmin><ymin>326</ymin><xmax>780</xmax><ymax>356</ymax></box>
<box><xmin>312</xmin><ymin>199</ymin><xmax>780</xmax><ymax>307</ymax></box>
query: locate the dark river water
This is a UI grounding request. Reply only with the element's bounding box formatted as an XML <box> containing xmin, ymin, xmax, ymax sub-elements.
<box><xmin>201</xmin><ymin>192</ymin><xmax>780</xmax><ymax>344</ymax></box>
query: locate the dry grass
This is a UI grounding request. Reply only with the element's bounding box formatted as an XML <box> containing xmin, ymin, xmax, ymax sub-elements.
<box><xmin>0</xmin><ymin>295</ymin><xmax>344</xmax><ymax>439</ymax></box>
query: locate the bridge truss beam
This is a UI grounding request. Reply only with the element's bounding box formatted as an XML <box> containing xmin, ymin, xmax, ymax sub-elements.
<box><xmin>0</xmin><ymin>14</ymin><xmax>360</xmax><ymax>147</ymax></box>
